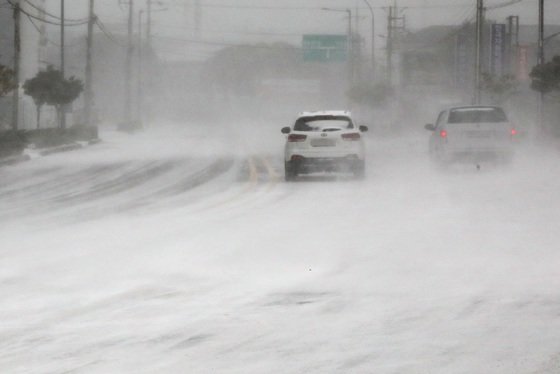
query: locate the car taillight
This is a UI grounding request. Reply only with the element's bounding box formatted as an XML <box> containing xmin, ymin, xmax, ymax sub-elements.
<box><xmin>342</xmin><ymin>133</ymin><xmax>361</xmax><ymax>141</ymax></box>
<box><xmin>440</xmin><ymin>130</ymin><xmax>448</xmax><ymax>138</ymax></box>
<box><xmin>510</xmin><ymin>129</ymin><xmax>517</xmax><ymax>136</ymax></box>
<box><xmin>288</xmin><ymin>134</ymin><xmax>307</xmax><ymax>142</ymax></box>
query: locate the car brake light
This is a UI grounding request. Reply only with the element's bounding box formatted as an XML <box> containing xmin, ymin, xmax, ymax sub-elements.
<box><xmin>510</xmin><ymin>129</ymin><xmax>517</xmax><ymax>136</ymax></box>
<box><xmin>288</xmin><ymin>134</ymin><xmax>307</xmax><ymax>142</ymax></box>
<box><xmin>341</xmin><ymin>133</ymin><xmax>361</xmax><ymax>141</ymax></box>
<box><xmin>440</xmin><ymin>130</ymin><xmax>447</xmax><ymax>138</ymax></box>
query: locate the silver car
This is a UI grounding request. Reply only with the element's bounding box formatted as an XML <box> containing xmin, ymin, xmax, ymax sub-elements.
<box><xmin>425</xmin><ymin>106</ymin><xmax>517</xmax><ymax>165</ymax></box>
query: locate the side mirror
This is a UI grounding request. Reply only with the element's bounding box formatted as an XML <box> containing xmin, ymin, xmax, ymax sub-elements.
<box><xmin>424</xmin><ymin>124</ymin><xmax>436</xmax><ymax>131</ymax></box>
<box><xmin>281</xmin><ymin>127</ymin><xmax>291</xmax><ymax>134</ymax></box>
<box><xmin>359</xmin><ymin>125</ymin><xmax>369</xmax><ymax>133</ymax></box>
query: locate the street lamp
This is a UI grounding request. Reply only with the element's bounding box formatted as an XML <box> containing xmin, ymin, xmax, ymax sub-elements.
<box><xmin>361</xmin><ymin>0</ymin><xmax>375</xmax><ymax>81</ymax></box>
<box><xmin>146</xmin><ymin>0</ymin><xmax>168</xmax><ymax>47</ymax></box>
<box><xmin>321</xmin><ymin>7</ymin><xmax>352</xmax><ymax>40</ymax></box>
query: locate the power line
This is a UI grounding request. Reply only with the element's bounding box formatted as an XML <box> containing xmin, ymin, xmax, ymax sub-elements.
<box><xmin>151</xmin><ymin>23</ymin><xmax>305</xmax><ymax>37</ymax></box>
<box><xmin>95</xmin><ymin>17</ymin><xmax>126</xmax><ymax>47</ymax></box>
<box><xmin>151</xmin><ymin>2</ymin><xmax>479</xmax><ymax>61</ymax></box>
<box><xmin>164</xmin><ymin>1</ymin><xmax>472</xmax><ymax>11</ymax></box>
<box><xmin>24</xmin><ymin>13</ymin><xmax>81</xmax><ymax>48</ymax></box>
<box><xmin>153</xmin><ymin>34</ymin><xmax>301</xmax><ymax>50</ymax></box>
<box><xmin>5</xmin><ymin>0</ymin><xmax>88</xmax><ymax>26</ymax></box>
<box><xmin>402</xmin><ymin>7</ymin><xmax>476</xmax><ymax>53</ymax></box>
<box><xmin>19</xmin><ymin>0</ymin><xmax>124</xmax><ymax>47</ymax></box>
<box><xmin>485</xmin><ymin>0</ymin><xmax>527</xmax><ymax>10</ymax></box>
<box><xmin>23</xmin><ymin>0</ymin><xmax>88</xmax><ymax>23</ymax></box>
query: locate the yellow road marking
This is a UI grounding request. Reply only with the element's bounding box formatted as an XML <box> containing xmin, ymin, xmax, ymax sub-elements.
<box><xmin>259</xmin><ymin>156</ymin><xmax>280</xmax><ymax>191</ymax></box>
<box><xmin>191</xmin><ymin>156</ymin><xmax>258</xmax><ymax>212</ymax></box>
<box><xmin>246</xmin><ymin>156</ymin><xmax>259</xmax><ymax>189</ymax></box>
<box><xmin>187</xmin><ymin>155</ymin><xmax>285</xmax><ymax>214</ymax></box>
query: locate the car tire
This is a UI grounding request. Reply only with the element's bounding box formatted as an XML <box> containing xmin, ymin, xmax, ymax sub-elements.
<box><xmin>285</xmin><ymin>161</ymin><xmax>298</xmax><ymax>182</ymax></box>
<box><xmin>353</xmin><ymin>160</ymin><xmax>366</xmax><ymax>179</ymax></box>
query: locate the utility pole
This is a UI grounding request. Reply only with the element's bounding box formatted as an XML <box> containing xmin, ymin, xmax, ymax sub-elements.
<box><xmin>12</xmin><ymin>0</ymin><xmax>20</xmax><ymax>131</ymax></box>
<box><xmin>386</xmin><ymin>5</ymin><xmax>393</xmax><ymax>85</ymax></box>
<box><xmin>125</xmin><ymin>0</ymin><xmax>134</xmax><ymax>126</ymax></box>
<box><xmin>537</xmin><ymin>0</ymin><xmax>544</xmax><ymax>66</ymax></box>
<box><xmin>506</xmin><ymin>15</ymin><xmax>519</xmax><ymax>74</ymax></box>
<box><xmin>384</xmin><ymin>1</ymin><xmax>405</xmax><ymax>129</ymax></box>
<box><xmin>60</xmin><ymin>0</ymin><xmax>65</xmax><ymax>74</ymax></box>
<box><xmin>473</xmin><ymin>0</ymin><xmax>484</xmax><ymax>104</ymax></box>
<box><xmin>37</xmin><ymin>0</ymin><xmax>47</xmax><ymax>70</ymax></box>
<box><xmin>362</xmin><ymin>0</ymin><xmax>375</xmax><ymax>82</ymax></box>
<box><xmin>321</xmin><ymin>7</ymin><xmax>353</xmax><ymax>100</ymax></box>
<box><xmin>60</xmin><ymin>0</ymin><xmax>66</xmax><ymax>129</ymax></box>
<box><xmin>537</xmin><ymin>0</ymin><xmax>544</xmax><ymax>133</ymax></box>
<box><xmin>354</xmin><ymin>6</ymin><xmax>361</xmax><ymax>82</ymax></box>
<box><xmin>146</xmin><ymin>0</ymin><xmax>152</xmax><ymax>47</ymax></box>
<box><xmin>347</xmin><ymin>9</ymin><xmax>353</xmax><ymax>88</ymax></box>
<box><xmin>85</xmin><ymin>0</ymin><xmax>95</xmax><ymax>126</ymax></box>
<box><xmin>386</xmin><ymin>3</ymin><xmax>405</xmax><ymax>86</ymax></box>
<box><xmin>137</xmin><ymin>9</ymin><xmax>144</xmax><ymax>126</ymax></box>
<box><xmin>194</xmin><ymin>0</ymin><xmax>201</xmax><ymax>39</ymax></box>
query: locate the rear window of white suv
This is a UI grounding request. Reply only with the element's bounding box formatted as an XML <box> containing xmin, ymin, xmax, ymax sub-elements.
<box><xmin>294</xmin><ymin>116</ymin><xmax>354</xmax><ymax>131</ymax></box>
<box><xmin>448</xmin><ymin>107</ymin><xmax>507</xmax><ymax>124</ymax></box>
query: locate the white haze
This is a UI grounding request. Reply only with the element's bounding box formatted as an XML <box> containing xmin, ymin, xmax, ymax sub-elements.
<box><xmin>1</xmin><ymin>0</ymin><xmax>560</xmax><ymax>372</ymax></box>
<box><xmin>55</xmin><ymin>0</ymin><xmax>560</xmax><ymax>33</ymax></box>
<box><xmin>24</xmin><ymin>0</ymin><xmax>559</xmax><ymax>124</ymax></box>
<box><xmin>42</xmin><ymin>0</ymin><xmax>560</xmax><ymax>66</ymax></box>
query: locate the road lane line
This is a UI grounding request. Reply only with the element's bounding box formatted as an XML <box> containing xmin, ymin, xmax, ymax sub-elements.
<box><xmin>259</xmin><ymin>156</ymin><xmax>280</xmax><ymax>191</ymax></box>
<box><xmin>190</xmin><ymin>156</ymin><xmax>259</xmax><ymax>213</ymax></box>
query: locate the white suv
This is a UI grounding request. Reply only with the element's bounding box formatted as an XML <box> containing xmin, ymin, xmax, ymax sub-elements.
<box><xmin>281</xmin><ymin>111</ymin><xmax>368</xmax><ymax>181</ymax></box>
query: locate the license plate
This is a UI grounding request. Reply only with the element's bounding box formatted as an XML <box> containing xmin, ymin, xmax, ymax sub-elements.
<box><xmin>310</xmin><ymin>139</ymin><xmax>336</xmax><ymax>147</ymax></box>
<box><xmin>467</xmin><ymin>131</ymin><xmax>494</xmax><ymax>139</ymax></box>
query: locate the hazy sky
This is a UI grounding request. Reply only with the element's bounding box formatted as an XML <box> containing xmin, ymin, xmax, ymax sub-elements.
<box><xmin>40</xmin><ymin>0</ymin><xmax>560</xmax><ymax>61</ymax></box>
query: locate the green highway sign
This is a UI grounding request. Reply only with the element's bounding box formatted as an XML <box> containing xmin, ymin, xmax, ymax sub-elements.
<box><xmin>302</xmin><ymin>34</ymin><xmax>347</xmax><ymax>63</ymax></box>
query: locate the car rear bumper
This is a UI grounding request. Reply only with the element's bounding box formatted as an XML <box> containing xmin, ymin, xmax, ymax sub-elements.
<box><xmin>442</xmin><ymin>147</ymin><xmax>514</xmax><ymax>162</ymax></box>
<box><xmin>287</xmin><ymin>155</ymin><xmax>363</xmax><ymax>173</ymax></box>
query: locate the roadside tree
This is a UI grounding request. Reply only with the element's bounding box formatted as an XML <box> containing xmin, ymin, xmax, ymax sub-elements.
<box><xmin>530</xmin><ymin>55</ymin><xmax>560</xmax><ymax>94</ymax></box>
<box><xmin>0</xmin><ymin>63</ymin><xmax>16</xmax><ymax>98</ymax></box>
<box><xmin>24</xmin><ymin>66</ymin><xmax>83</xmax><ymax>129</ymax></box>
<box><xmin>479</xmin><ymin>73</ymin><xmax>518</xmax><ymax>104</ymax></box>
<box><xmin>23</xmin><ymin>70</ymin><xmax>50</xmax><ymax>129</ymax></box>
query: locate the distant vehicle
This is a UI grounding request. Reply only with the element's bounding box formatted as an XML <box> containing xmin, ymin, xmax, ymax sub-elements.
<box><xmin>424</xmin><ymin>105</ymin><xmax>516</xmax><ymax>166</ymax></box>
<box><xmin>281</xmin><ymin>111</ymin><xmax>368</xmax><ymax>181</ymax></box>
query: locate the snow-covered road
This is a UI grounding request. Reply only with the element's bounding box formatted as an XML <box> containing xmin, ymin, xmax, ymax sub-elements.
<box><xmin>1</xmin><ymin>123</ymin><xmax>560</xmax><ymax>373</ymax></box>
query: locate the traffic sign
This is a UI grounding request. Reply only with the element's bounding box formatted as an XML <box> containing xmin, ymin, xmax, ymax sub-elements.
<box><xmin>302</xmin><ymin>34</ymin><xmax>347</xmax><ymax>63</ymax></box>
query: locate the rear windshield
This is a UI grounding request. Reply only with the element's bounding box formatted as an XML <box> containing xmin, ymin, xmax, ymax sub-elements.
<box><xmin>448</xmin><ymin>107</ymin><xmax>507</xmax><ymax>124</ymax></box>
<box><xmin>294</xmin><ymin>116</ymin><xmax>354</xmax><ymax>131</ymax></box>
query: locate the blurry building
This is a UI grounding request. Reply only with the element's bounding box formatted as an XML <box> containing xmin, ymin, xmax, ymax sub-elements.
<box><xmin>400</xmin><ymin>23</ymin><xmax>560</xmax><ymax>92</ymax></box>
